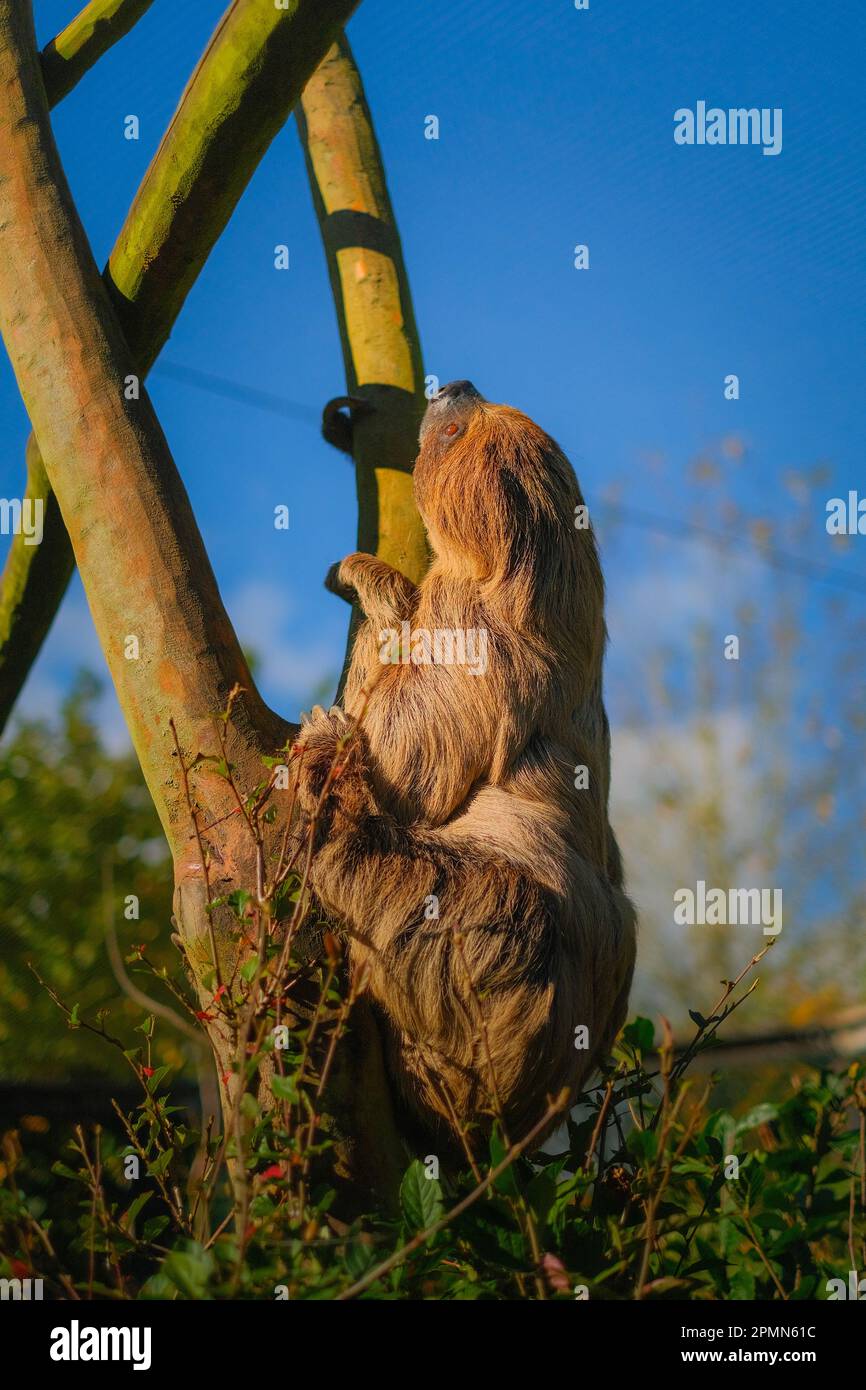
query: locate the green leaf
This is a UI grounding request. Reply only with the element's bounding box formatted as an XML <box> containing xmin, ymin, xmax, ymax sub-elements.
<box><xmin>235</xmin><ymin>1093</ymin><xmax>258</xmax><ymax>1126</ymax></box>
<box><xmin>271</xmin><ymin>1073</ymin><xmax>298</xmax><ymax>1102</ymax></box>
<box><xmin>161</xmin><ymin>1242</ymin><xmax>215</xmax><ymax>1299</ymax></box>
<box><xmin>141</xmin><ymin>1215</ymin><xmax>169</xmax><ymax>1244</ymax></box>
<box><xmin>735</xmin><ymin>1103</ymin><xmax>779</xmax><ymax>1136</ymax></box>
<box><xmin>704</xmin><ymin>1109</ymin><xmax>736</xmax><ymax>1142</ymax></box>
<box><xmin>488</xmin><ymin>1127</ymin><xmax>519</xmax><ymax>1197</ymax></box>
<box><xmin>458</xmin><ymin>1215</ymin><xmax>526</xmax><ymax>1271</ymax></box>
<box><xmin>549</xmin><ymin>1174</ymin><xmax>585</xmax><ymax>1222</ymax></box>
<box><xmin>622</xmin><ymin>1017</ymin><xmax>654</xmax><ymax>1053</ymax></box>
<box><xmin>345</xmin><ymin>1240</ymin><xmax>378</xmax><ymax>1280</ymax></box>
<box><xmin>671</xmin><ymin>1158</ymin><xmax>713</xmax><ymax>1177</ymax></box>
<box><xmin>525</xmin><ymin>1169</ymin><xmax>557</xmax><ymax>1227</ymax></box>
<box><xmin>627</xmin><ymin>1127</ymin><xmax>658</xmax><ymax>1162</ymax></box>
<box><xmin>122</xmin><ymin>1192</ymin><xmax>152</xmax><ymax>1227</ymax></box>
<box><xmin>814</xmin><ymin>1152</ymin><xmax>850</xmax><ymax>1185</ymax></box>
<box><xmin>790</xmin><ymin>1275</ymin><xmax>821</xmax><ymax>1300</ymax></box>
<box><xmin>400</xmin><ymin>1159</ymin><xmax>444</xmax><ymax>1231</ymax></box>
<box><xmin>138</xmin><ymin>1271</ymin><xmax>175</xmax><ymax>1299</ymax></box>
<box><xmin>51</xmin><ymin>1161</ymin><xmax>85</xmax><ymax>1184</ymax></box>
<box><xmin>146</xmin><ymin>1147</ymin><xmax>174</xmax><ymax>1177</ymax></box>
<box><xmin>729</xmin><ymin>1266</ymin><xmax>756</xmax><ymax>1299</ymax></box>
<box><xmin>240</xmin><ymin>956</ymin><xmax>260</xmax><ymax>984</ymax></box>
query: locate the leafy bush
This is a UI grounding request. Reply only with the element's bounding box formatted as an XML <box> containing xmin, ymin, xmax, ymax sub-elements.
<box><xmin>2</xmin><ymin>975</ymin><xmax>863</xmax><ymax>1300</ymax></box>
<box><xmin>0</xmin><ymin>676</ymin><xmax>177</xmax><ymax>1082</ymax></box>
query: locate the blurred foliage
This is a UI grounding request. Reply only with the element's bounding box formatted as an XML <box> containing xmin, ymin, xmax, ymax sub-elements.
<box><xmin>0</xmin><ymin>674</ymin><xmax>186</xmax><ymax>1082</ymax></box>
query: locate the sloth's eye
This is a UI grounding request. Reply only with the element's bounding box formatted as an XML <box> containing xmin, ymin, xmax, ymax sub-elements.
<box><xmin>444</xmin><ymin>422</ymin><xmax>460</xmax><ymax>436</ymax></box>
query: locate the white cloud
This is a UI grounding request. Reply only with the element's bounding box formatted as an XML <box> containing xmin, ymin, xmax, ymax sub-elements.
<box><xmin>227</xmin><ymin>579</ymin><xmax>299</xmax><ymax>650</ymax></box>
<box><xmin>610</xmin><ymin>706</ymin><xmax>784</xmax><ymax>1010</ymax></box>
<box><xmin>611</xmin><ymin>706</ymin><xmax>760</xmax><ymax>820</ymax></box>
<box><xmin>227</xmin><ymin>578</ymin><xmax>342</xmax><ymax>712</ymax></box>
<box><xmin>606</xmin><ymin>537</ymin><xmax>768</xmax><ymax>655</ymax></box>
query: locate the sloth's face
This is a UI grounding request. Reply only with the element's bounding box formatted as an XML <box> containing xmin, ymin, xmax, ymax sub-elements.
<box><xmin>419</xmin><ymin>378</ymin><xmax>485</xmax><ymax>451</ymax></box>
<box><xmin>417</xmin><ymin>379</ymin><xmax>549</xmax><ymax>475</ymax></box>
<box><xmin>416</xmin><ymin>380</ymin><xmax>490</xmax><ymax>503</ymax></box>
<box><xmin>415</xmin><ymin>381</ymin><xmax>578</xmax><ymax>577</ymax></box>
<box><xmin>415</xmin><ymin>381</ymin><xmax>489</xmax><ymax>559</ymax></box>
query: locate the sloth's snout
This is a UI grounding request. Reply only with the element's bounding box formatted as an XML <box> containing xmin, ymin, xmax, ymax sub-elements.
<box><xmin>421</xmin><ymin>380</ymin><xmax>485</xmax><ymax>438</ymax></box>
<box><xmin>434</xmin><ymin>379</ymin><xmax>481</xmax><ymax>402</ymax></box>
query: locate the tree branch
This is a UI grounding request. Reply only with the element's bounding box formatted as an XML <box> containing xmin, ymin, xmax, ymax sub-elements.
<box><xmin>0</xmin><ymin>0</ymin><xmax>361</xmax><ymax>735</ymax></box>
<box><xmin>0</xmin><ymin>436</ymin><xmax>75</xmax><ymax>725</ymax></box>
<box><xmin>296</xmin><ymin>34</ymin><xmax>429</xmax><ymax>685</ymax></box>
<box><xmin>0</xmin><ymin>0</ymin><xmax>310</xmax><ymax>843</ymax></box>
<box><xmin>0</xmin><ymin>2</ymin><xmax>410</xmax><ymax>1205</ymax></box>
<box><xmin>41</xmin><ymin>0</ymin><xmax>157</xmax><ymax>108</ymax></box>
<box><xmin>106</xmin><ymin>0</ymin><xmax>361</xmax><ymax>370</ymax></box>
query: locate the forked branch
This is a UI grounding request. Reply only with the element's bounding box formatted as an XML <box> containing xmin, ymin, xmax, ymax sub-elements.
<box><xmin>0</xmin><ymin>0</ymin><xmax>361</xmax><ymax>734</ymax></box>
<box><xmin>41</xmin><ymin>0</ymin><xmax>157</xmax><ymax>108</ymax></box>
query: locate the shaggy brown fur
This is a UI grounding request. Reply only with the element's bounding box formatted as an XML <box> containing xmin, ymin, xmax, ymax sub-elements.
<box><xmin>296</xmin><ymin>381</ymin><xmax>636</xmax><ymax>1146</ymax></box>
<box><xmin>329</xmin><ymin>383</ymin><xmax>611</xmax><ymax>855</ymax></box>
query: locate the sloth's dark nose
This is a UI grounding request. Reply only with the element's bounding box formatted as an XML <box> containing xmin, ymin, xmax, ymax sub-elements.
<box><xmin>436</xmin><ymin>379</ymin><xmax>480</xmax><ymax>401</ymax></box>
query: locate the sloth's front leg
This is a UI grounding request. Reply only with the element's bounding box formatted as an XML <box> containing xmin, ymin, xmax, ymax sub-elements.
<box><xmin>325</xmin><ymin>552</ymin><xmax>418</xmax><ymax>629</ymax></box>
<box><xmin>293</xmin><ymin>705</ymin><xmax>375</xmax><ymax>834</ymax></box>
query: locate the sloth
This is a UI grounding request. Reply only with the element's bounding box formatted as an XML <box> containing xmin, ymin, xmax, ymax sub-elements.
<box><xmin>295</xmin><ymin>381</ymin><xmax>636</xmax><ymax>1147</ymax></box>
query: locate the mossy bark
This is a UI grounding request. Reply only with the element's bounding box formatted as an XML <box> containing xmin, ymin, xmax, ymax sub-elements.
<box><xmin>40</xmin><ymin>0</ymin><xmax>157</xmax><ymax>107</ymax></box>
<box><xmin>297</xmin><ymin>35</ymin><xmax>430</xmax><ymax>687</ymax></box>
<box><xmin>0</xmin><ymin>0</ymin><xmax>361</xmax><ymax>734</ymax></box>
<box><xmin>0</xmin><ymin>0</ymin><xmax>405</xmax><ymax>1210</ymax></box>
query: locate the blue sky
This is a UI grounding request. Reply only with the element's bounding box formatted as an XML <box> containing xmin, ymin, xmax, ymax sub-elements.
<box><xmin>1</xmin><ymin>0</ymin><xmax>864</xmax><ymax>1010</ymax></box>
